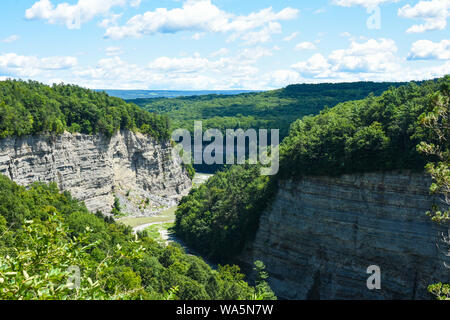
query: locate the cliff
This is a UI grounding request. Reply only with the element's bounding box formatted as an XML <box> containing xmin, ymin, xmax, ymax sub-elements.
<box><xmin>240</xmin><ymin>171</ymin><xmax>450</xmax><ymax>299</ymax></box>
<box><xmin>0</xmin><ymin>130</ymin><xmax>192</xmax><ymax>215</ymax></box>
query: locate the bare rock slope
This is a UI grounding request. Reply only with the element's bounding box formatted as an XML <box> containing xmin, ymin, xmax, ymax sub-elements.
<box><xmin>240</xmin><ymin>172</ymin><xmax>450</xmax><ymax>299</ymax></box>
<box><xmin>0</xmin><ymin>130</ymin><xmax>192</xmax><ymax>215</ymax></box>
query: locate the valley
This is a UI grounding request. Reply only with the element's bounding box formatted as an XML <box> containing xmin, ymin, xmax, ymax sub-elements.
<box><xmin>0</xmin><ymin>77</ymin><xmax>448</xmax><ymax>301</ymax></box>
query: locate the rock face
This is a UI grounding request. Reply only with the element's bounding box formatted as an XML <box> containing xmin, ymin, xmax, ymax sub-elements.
<box><xmin>0</xmin><ymin>130</ymin><xmax>192</xmax><ymax>215</ymax></box>
<box><xmin>240</xmin><ymin>172</ymin><xmax>450</xmax><ymax>300</ymax></box>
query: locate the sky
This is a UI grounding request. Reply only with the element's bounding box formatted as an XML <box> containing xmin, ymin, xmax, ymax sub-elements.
<box><xmin>0</xmin><ymin>0</ymin><xmax>449</xmax><ymax>90</ymax></box>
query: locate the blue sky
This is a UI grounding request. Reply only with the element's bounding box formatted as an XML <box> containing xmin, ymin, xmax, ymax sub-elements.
<box><xmin>0</xmin><ymin>0</ymin><xmax>449</xmax><ymax>90</ymax></box>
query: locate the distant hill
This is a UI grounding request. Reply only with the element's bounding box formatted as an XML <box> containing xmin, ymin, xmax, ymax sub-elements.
<box><xmin>98</xmin><ymin>89</ymin><xmax>260</xmax><ymax>100</ymax></box>
<box><xmin>129</xmin><ymin>82</ymin><xmax>409</xmax><ymax>138</ymax></box>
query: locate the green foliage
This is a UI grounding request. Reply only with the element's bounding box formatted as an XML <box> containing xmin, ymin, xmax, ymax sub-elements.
<box><xmin>130</xmin><ymin>82</ymin><xmax>406</xmax><ymax>140</ymax></box>
<box><xmin>252</xmin><ymin>261</ymin><xmax>276</xmax><ymax>300</ymax></box>
<box><xmin>184</xmin><ymin>162</ymin><xmax>196</xmax><ymax>180</ymax></box>
<box><xmin>112</xmin><ymin>196</ymin><xmax>122</xmax><ymax>216</ymax></box>
<box><xmin>174</xmin><ymin>77</ymin><xmax>450</xmax><ymax>262</ymax></box>
<box><xmin>0</xmin><ymin>79</ymin><xmax>170</xmax><ymax>140</ymax></box>
<box><xmin>428</xmin><ymin>283</ymin><xmax>450</xmax><ymax>300</ymax></box>
<box><xmin>279</xmin><ymin>77</ymin><xmax>449</xmax><ymax>178</ymax></box>
<box><xmin>175</xmin><ymin>164</ymin><xmax>277</xmax><ymax>261</ymax></box>
<box><xmin>416</xmin><ymin>81</ymin><xmax>450</xmax><ymax>299</ymax></box>
<box><xmin>0</xmin><ymin>174</ymin><xmax>272</xmax><ymax>300</ymax></box>
<box><xmin>417</xmin><ymin>85</ymin><xmax>450</xmax><ymax>223</ymax></box>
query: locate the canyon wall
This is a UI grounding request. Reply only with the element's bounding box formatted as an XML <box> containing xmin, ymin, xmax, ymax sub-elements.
<box><xmin>0</xmin><ymin>130</ymin><xmax>192</xmax><ymax>215</ymax></box>
<box><xmin>241</xmin><ymin>172</ymin><xmax>450</xmax><ymax>299</ymax></box>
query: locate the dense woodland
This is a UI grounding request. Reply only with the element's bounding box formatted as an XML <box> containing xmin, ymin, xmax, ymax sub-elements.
<box><xmin>0</xmin><ymin>80</ymin><xmax>170</xmax><ymax>141</ymax></box>
<box><xmin>130</xmin><ymin>82</ymin><xmax>406</xmax><ymax>139</ymax></box>
<box><xmin>0</xmin><ymin>175</ymin><xmax>275</xmax><ymax>300</ymax></box>
<box><xmin>175</xmin><ymin>76</ymin><xmax>450</xmax><ymax>263</ymax></box>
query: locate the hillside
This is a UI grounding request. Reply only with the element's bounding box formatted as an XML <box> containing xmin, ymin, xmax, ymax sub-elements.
<box><xmin>129</xmin><ymin>82</ymin><xmax>407</xmax><ymax>139</ymax></box>
<box><xmin>0</xmin><ymin>80</ymin><xmax>170</xmax><ymax>141</ymax></box>
<box><xmin>174</xmin><ymin>76</ymin><xmax>449</xmax><ymax>262</ymax></box>
<box><xmin>0</xmin><ymin>174</ymin><xmax>275</xmax><ymax>300</ymax></box>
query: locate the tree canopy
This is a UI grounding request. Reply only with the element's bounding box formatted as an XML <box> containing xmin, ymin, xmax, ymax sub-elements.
<box><xmin>0</xmin><ymin>79</ymin><xmax>170</xmax><ymax>140</ymax></box>
<box><xmin>0</xmin><ymin>174</ymin><xmax>275</xmax><ymax>300</ymax></box>
<box><xmin>130</xmin><ymin>81</ymin><xmax>407</xmax><ymax>139</ymax></box>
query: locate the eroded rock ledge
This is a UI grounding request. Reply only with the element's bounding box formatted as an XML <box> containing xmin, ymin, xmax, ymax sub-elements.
<box><xmin>0</xmin><ymin>130</ymin><xmax>192</xmax><ymax>215</ymax></box>
<box><xmin>240</xmin><ymin>172</ymin><xmax>450</xmax><ymax>299</ymax></box>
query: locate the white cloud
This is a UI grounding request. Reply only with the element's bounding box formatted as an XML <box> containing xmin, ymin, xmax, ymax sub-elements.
<box><xmin>239</xmin><ymin>22</ymin><xmax>281</xmax><ymax>45</ymax></box>
<box><xmin>2</xmin><ymin>35</ymin><xmax>20</xmax><ymax>43</ymax></box>
<box><xmin>287</xmin><ymin>37</ymin><xmax>450</xmax><ymax>83</ymax></box>
<box><xmin>291</xmin><ymin>53</ymin><xmax>331</xmax><ymax>76</ymax></box>
<box><xmin>69</xmin><ymin>48</ymin><xmax>273</xmax><ymax>90</ymax></box>
<box><xmin>0</xmin><ymin>53</ymin><xmax>77</xmax><ymax>77</ymax></box>
<box><xmin>332</xmin><ymin>0</ymin><xmax>398</xmax><ymax>8</ymax></box>
<box><xmin>25</xmin><ymin>0</ymin><xmax>139</xmax><ymax>29</ymax></box>
<box><xmin>103</xmin><ymin>0</ymin><xmax>299</xmax><ymax>42</ymax></box>
<box><xmin>238</xmin><ymin>47</ymin><xmax>273</xmax><ymax>60</ymax></box>
<box><xmin>398</xmin><ymin>0</ymin><xmax>450</xmax><ymax>33</ymax></box>
<box><xmin>148</xmin><ymin>55</ymin><xmax>213</xmax><ymax>73</ymax></box>
<box><xmin>261</xmin><ymin>69</ymin><xmax>302</xmax><ymax>87</ymax></box>
<box><xmin>408</xmin><ymin>39</ymin><xmax>450</xmax><ymax>60</ymax></box>
<box><xmin>283</xmin><ymin>32</ymin><xmax>299</xmax><ymax>42</ymax></box>
<box><xmin>294</xmin><ymin>41</ymin><xmax>317</xmax><ymax>51</ymax></box>
<box><xmin>291</xmin><ymin>38</ymin><xmax>399</xmax><ymax>78</ymax></box>
<box><xmin>328</xmin><ymin>38</ymin><xmax>398</xmax><ymax>73</ymax></box>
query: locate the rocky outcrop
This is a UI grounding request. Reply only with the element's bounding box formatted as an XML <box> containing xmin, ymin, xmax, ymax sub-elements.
<box><xmin>0</xmin><ymin>130</ymin><xmax>192</xmax><ymax>215</ymax></box>
<box><xmin>240</xmin><ymin>171</ymin><xmax>450</xmax><ymax>300</ymax></box>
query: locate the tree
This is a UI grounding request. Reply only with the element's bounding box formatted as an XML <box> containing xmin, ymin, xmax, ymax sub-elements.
<box><xmin>417</xmin><ymin>86</ymin><xmax>450</xmax><ymax>223</ymax></box>
<box><xmin>112</xmin><ymin>196</ymin><xmax>122</xmax><ymax>216</ymax></box>
<box><xmin>252</xmin><ymin>260</ymin><xmax>276</xmax><ymax>300</ymax></box>
<box><xmin>417</xmin><ymin>83</ymin><xmax>450</xmax><ymax>300</ymax></box>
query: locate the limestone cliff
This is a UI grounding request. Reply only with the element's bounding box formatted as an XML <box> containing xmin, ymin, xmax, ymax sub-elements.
<box><xmin>240</xmin><ymin>171</ymin><xmax>450</xmax><ymax>299</ymax></box>
<box><xmin>0</xmin><ymin>130</ymin><xmax>192</xmax><ymax>215</ymax></box>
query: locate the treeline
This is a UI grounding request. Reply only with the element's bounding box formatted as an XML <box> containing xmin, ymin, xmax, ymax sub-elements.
<box><xmin>0</xmin><ymin>80</ymin><xmax>170</xmax><ymax>140</ymax></box>
<box><xmin>0</xmin><ymin>174</ymin><xmax>275</xmax><ymax>300</ymax></box>
<box><xmin>130</xmin><ymin>81</ymin><xmax>407</xmax><ymax>139</ymax></box>
<box><xmin>174</xmin><ymin>76</ymin><xmax>449</xmax><ymax>262</ymax></box>
<box><xmin>279</xmin><ymin>77</ymin><xmax>449</xmax><ymax>178</ymax></box>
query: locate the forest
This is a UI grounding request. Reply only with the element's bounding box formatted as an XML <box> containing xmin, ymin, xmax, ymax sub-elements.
<box><xmin>0</xmin><ymin>174</ymin><xmax>275</xmax><ymax>300</ymax></box>
<box><xmin>174</xmin><ymin>76</ymin><xmax>450</xmax><ymax>263</ymax></box>
<box><xmin>129</xmin><ymin>81</ymin><xmax>407</xmax><ymax>139</ymax></box>
<box><xmin>0</xmin><ymin>79</ymin><xmax>170</xmax><ymax>141</ymax></box>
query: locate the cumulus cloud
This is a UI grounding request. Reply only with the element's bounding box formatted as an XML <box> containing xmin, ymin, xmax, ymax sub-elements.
<box><xmin>408</xmin><ymin>39</ymin><xmax>450</xmax><ymax>60</ymax></box>
<box><xmin>291</xmin><ymin>38</ymin><xmax>399</xmax><ymax>78</ymax></box>
<box><xmin>398</xmin><ymin>0</ymin><xmax>450</xmax><ymax>33</ymax></box>
<box><xmin>328</xmin><ymin>38</ymin><xmax>398</xmax><ymax>73</ymax></box>
<box><xmin>0</xmin><ymin>53</ymin><xmax>77</xmax><ymax>77</ymax></box>
<box><xmin>70</xmin><ymin>48</ymin><xmax>273</xmax><ymax>89</ymax></box>
<box><xmin>103</xmin><ymin>0</ymin><xmax>298</xmax><ymax>43</ymax></box>
<box><xmin>294</xmin><ymin>42</ymin><xmax>317</xmax><ymax>51</ymax></box>
<box><xmin>25</xmin><ymin>0</ymin><xmax>140</xmax><ymax>29</ymax></box>
<box><xmin>291</xmin><ymin>53</ymin><xmax>331</xmax><ymax>76</ymax></box>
